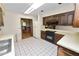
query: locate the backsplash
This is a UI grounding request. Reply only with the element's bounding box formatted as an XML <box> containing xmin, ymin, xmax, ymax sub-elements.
<box><xmin>42</xmin><ymin>25</ymin><xmax>79</xmax><ymax>32</ymax></box>
<box><xmin>56</xmin><ymin>25</ymin><xmax>79</xmax><ymax>32</ymax></box>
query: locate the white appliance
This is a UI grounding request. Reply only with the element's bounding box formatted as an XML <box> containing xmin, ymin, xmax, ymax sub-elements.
<box><xmin>0</xmin><ymin>35</ymin><xmax>15</xmax><ymax>56</ymax></box>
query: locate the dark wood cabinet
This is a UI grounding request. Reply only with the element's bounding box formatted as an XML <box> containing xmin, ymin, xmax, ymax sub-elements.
<box><xmin>43</xmin><ymin>11</ymin><xmax>74</xmax><ymax>26</ymax></box>
<box><xmin>58</xmin><ymin>46</ymin><xmax>79</xmax><ymax>56</ymax></box>
<box><xmin>73</xmin><ymin>4</ymin><xmax>79</xmax><ymax>27</ymax></box>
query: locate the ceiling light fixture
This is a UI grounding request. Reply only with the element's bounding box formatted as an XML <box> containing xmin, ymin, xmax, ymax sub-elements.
<box><xmin>24</xmin><ymin>3</ymin><xmax>44</xmax><ymax>14</ymax></box>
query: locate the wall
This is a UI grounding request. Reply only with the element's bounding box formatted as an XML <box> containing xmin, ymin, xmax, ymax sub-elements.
<box><xmin>32</xmin><ymin>15</ymin><xmax>38</xmax><ymax>38</ymax></box>
<box><xmin>37</xmin><ymin>13</ymin><xmax>43</xmax><ymax>39</ymax></box>
<box><xmin>0</xmin><ymin>7</ymin><xmax>37</xmax><ymax>41</ymax></box>
<box><xmin>0</xmin><ymin>3</ymin><xmax>39</xmax><ymax>40</ymax></box>
<box><xmin>33</xmin><ymin>13</ymin><xmax>43</xmax><ymax>39</ymax></box>
<box><xmin>56</xmin><ymin>26</ymin><xmax>79</xmax><ymax>32</ymax></box>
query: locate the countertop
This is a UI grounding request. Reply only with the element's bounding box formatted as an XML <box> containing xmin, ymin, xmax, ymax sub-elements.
<box><xmin>42</xmin><ymin>28</ymin><xmax>79</xmax><ymax>53</ymax></box>
<box><xmin>57</xmin><ymin>33</ymin><xmax>79</xmax><ymax>53</ymax></box>
<box><xmin>0</xmin><ymin>34</ymin><xmax>15</xmax><ymax>41</ymax></box>
<box><xmin>41</xmin><ymin>28</ymin><xmax>77</xmax><ymax>35</ymax></box>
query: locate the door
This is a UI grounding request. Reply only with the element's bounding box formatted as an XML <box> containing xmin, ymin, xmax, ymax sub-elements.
<box><xmin>21</xmin><ymin>18</ymin><xmax>33</xmax><ymax>39</ymax></box>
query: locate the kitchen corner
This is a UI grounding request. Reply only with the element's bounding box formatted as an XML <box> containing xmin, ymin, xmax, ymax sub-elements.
<box><xmin>41</xmin><ymin>28</ymin><xmax>79</xmax><ymax>55</ymax></box>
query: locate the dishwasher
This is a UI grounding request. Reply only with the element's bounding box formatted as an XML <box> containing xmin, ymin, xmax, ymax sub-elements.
<box><xmin>0</xmin><ymin>35</ymin><xmax>15</xmax><ymax>56</ymax></box>
<box><xmin>0</xmin><ymin>39</ymin><xmax>12</xmax><ymax>56</ymax></box>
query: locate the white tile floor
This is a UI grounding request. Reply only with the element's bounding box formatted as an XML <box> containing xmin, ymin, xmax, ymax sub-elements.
<box><xmin>14</xmin><ymin>37</ymin><xmax>58</xmax><ymax>56</ymax></box>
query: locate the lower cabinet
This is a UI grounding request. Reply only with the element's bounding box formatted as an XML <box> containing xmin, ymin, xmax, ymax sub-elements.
<box><xmin>57</xmin><ymin>46</ymin><xmax>79</xmax><ymax>56</ymax></box>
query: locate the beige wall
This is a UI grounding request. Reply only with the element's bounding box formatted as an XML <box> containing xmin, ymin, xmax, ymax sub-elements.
<box><xmin>56</xmin><ymin>26</ymin><xmax>79</xmax><ymax>32</ymax></box>
<box><xmin>0</xmin><ymin>3</ymin><xmax>39</xmax><ymax>40</ymax></box>
<box><xmin>32</xmin><ymin>13</ymin><xmax>43</xmax><ymax>39</ymax></box>
<box><xmin>0</xmin><ymin>7</ymin><xmax>37</xmax><ymax>41</ymax></box>
<box><xmin>4</xmin><ymin>11</ymin><xmax>37</xmax><ymax>41</ymax></box>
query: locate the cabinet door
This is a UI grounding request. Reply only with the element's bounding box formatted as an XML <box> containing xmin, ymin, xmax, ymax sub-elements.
<box><xmin>73</xmin><ymin>4</ymin><xmax>79</xmax><ymax>27</ymax></box>
<box><xmin>57</xmin><ymin>15</ymin><xmax>61</xmax><ymax>25</ymax></box>
<box><xmin>58</xmin><ymin>14</ymin><xmax>67</xmax><ymax>25</ymax></box>
<box><xmin>67</xmin><ymin>14</ymin><xmax>73</xmax><ymax>25</ymax></box>
<box><xmin>60</xmin><ymin>14</ymin><xmax>67</xmax><ymax>25</ymax></box>
<box><xmin>43</xmin><ymin>17</ymin><xmax>50</xmax><ymax>25</ymax></box>
<box><xmin>58</xmin><ymin>12</ymin><xmax>74</xmax><ymax>25</ymax></box>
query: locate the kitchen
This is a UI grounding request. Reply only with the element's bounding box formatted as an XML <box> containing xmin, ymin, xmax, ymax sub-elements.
<box><xmin>41</xmin><ymin>3</ymin><xmax>79</xmax><ymax>56</ymax></box>
<box><xmin>0</xmin><ymin>3</ymin><xmax>79</xmax><ymax>56</ymax></box>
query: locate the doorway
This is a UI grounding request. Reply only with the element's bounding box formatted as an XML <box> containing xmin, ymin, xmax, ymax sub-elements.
<box><xmin>21</xmin><ymin>18</ymin><xmax>33</xmax><ymax>39</ymax></box>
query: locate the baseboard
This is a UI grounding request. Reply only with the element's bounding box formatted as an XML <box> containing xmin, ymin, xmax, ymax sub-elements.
<box><xmin>33</xmin><ymin>36</ymin><xmax>38</xmax><ymax>39</ymax></box>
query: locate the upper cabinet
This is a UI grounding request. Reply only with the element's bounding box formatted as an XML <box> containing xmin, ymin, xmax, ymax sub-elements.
<box><xmin>43</xmin><ymin>11</ymin><xmax>74</xmax><ymax>26</ymax></box>
<box><xmin>0</xmin><ymin>6</ymin><xmax>4</xmax><ymax>26</ymax></box>
<box><xmin>73</xmin><ymin>4</ymin><xmax>79</xmax><ymax>27</ymax></box>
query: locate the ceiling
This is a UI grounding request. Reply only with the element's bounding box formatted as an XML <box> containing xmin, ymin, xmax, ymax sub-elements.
<box><xmin>4</xmin><ymin>3</ymin><xmax>32</xmax><ymax>14</ymax></box>
<box><xmin>31</xmin><ymin>3</ymin><xmax>74</xmax><ymax>15</ymax></box>
<box><xmin>3</xmin><ymin>3</ymin><xmax>74</xmax><ymax>15</ymax></box>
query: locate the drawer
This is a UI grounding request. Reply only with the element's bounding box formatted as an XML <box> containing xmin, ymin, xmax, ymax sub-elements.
<box><xmin>63</xmin><ymin>48</ymin><xmax>79</xmax><ymax>56</ymax></box>
<box><xmin>58</xmin><ymin>46</ymin><xmax>79</xmax><ymax>56</ymax></box>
